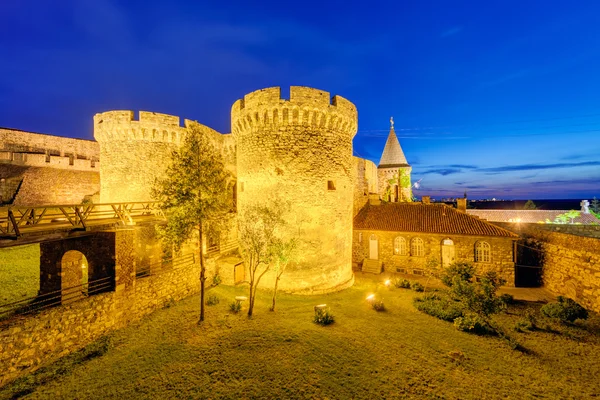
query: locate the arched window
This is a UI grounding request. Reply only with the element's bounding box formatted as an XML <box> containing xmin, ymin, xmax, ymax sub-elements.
<box><xmin>475</xmin><ymin>241</ymin><xmax>491</xmax><ymax>263</ymax></box>
<box><xmin>393</xmin><ymin>236</ymin><xmax>406</xmax><ymax>255</ymax></box>
<box><xmin>411</xmin><ymin>237</ymin><xmax>424</xmax><ymax>257</ymax></box>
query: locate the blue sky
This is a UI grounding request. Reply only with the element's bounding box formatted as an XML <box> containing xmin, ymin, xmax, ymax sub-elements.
<box><xmin>1</xmin><ymin>1</ymin><xmax>599</xmax><ymax>200</ymax></box>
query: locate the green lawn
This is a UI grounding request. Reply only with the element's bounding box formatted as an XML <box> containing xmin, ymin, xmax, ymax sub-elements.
<box><xmin>0</xmin><ymin>244</ymin><xmax>39</xmax><ymax>305</ymax></box>
<box><xmin>3</xmin><ymin>275</ymin><xmax>600</xmax><ymax>399</ymax></box>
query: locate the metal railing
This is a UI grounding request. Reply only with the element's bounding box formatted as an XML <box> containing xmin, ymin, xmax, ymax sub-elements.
<box><xmin>0</xmin><ymin>276</ymin><xmax>114</xmax><ymax>320</ymax></box>
<box><xmin>136</xmin><ymin>253</ymin><xmax>196</xmax><ymax>278</ymax></box>
<box><xmin>0</xmin><ymin>201</ymin><xmax>163</xmax><ymax>238</ymax></box>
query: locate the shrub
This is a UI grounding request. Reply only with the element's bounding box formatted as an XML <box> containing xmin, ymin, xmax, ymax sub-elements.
<box><xmin>411</xmin><ymin>282</ymin><xmax>424</xmax><ymax>292</ymax></box>
<box><xmin>314</xmin><ymin>309</ymin><xmax>335</xmax><ymax>325</ymax></box>
<box><xmin>499</xmin><ymin>293</ymin><xmax>515</xmax><ymax>306</ymax></box>
<box><xmin>212</xmin><ymin>274</ymin><xmax>221</xmax><ymax>286</ymax></box>
<box><xmin>414</xmin><ymin>293</ymin><xmax>463</xmax><ymax>322</ymax></box>
<box><xmin>206</xmin><ymin>294</ymin><xmax>220</xmax><ymax>306</ymax></box>
<box><xmin>541</xmin><ymin>296</ymin><xmax>588</xmax><ymax>323</ymax></box>
<box><xmin>395</xmin><ymin>279</ymin><xmax>411</xmax><ymax>289</ymax></box>
<box><xmin>371</xmin><ymin>299</ymin><xmax>386</xmax><ymax>312</ymax></box>
<box><xmin>514</xmin><ymin>319</ymin><xmax>533</xmax><ymax>332</ymax></box>
<box><xmin>453</xmin><ymin>313</ymin><xmax>490</xmax><ymax>335</ymax></box>
<box><xmin>229</xmin><ymin>301</ymin><xmax>241</xmax><ymax>314</ymax></box>
<box><xmin>440</xmin><ymin>262</ymin><xmax>475</xmax><ymax>287</ymax></box>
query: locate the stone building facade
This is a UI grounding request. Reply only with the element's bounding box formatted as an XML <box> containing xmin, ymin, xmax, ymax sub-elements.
<box><xmin>353</xmin><ymin>202</ymin><xmax>518</xmax><ymax>284</ymax></box>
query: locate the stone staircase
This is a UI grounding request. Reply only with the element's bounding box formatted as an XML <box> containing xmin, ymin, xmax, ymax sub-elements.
<box><xmin>362</xmin><ymin>259</ymin><xmax>382</xmax><ymax>274</ymax></box>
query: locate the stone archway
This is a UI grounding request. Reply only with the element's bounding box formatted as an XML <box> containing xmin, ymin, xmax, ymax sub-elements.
<box><xmin>61</xmin><ymin>250</ymin><xmax>89</xmax><ymax>303</ymax></box>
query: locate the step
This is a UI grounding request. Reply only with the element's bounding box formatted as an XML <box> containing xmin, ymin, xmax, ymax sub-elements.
<box><xmin>362</xmin><ymin>259</ymin><xmax>382</xmax><ymax>274</ymax></box>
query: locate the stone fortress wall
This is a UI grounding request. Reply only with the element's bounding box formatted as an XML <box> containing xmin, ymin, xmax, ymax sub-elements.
<box><xmin>0</xmin><ymin>128</ymin><xmax>100</xmax><ymax>205</ymax></box>
<box><xmin>93</xmin><ymin>111</ymin><xmax>226</xmax><ymax>203</ymax></box>
<box><xmin>232</xmin><ymin>86</ymin><xmax>358</xmax><ymax>293</ymax></box>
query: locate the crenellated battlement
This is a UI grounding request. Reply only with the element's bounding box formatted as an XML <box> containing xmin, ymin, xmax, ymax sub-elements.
<box><xmin>93</xmin><ymin>110</ymin><xmax>195</xmax><ymax>145</ymax></box>
<box><xmin>231</xmin><ymin>86</ymin><xmax>358</xmax><ymax>137</ymax></box>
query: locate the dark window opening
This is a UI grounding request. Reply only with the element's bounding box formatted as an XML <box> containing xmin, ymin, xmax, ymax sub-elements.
<box><xmin>327</xmin><ymin>180</ymin><xmax>336</xmax><ymax>190</ymax></box>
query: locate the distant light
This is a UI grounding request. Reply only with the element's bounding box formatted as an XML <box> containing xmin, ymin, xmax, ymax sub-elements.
<box><xmin>366</xmin><ymin>294</ymin><xmax>375</xmax><ymax>302</ymax></box>
<box><xmin>384</xmin><ymin>279</ymin><xmax>391</xmax><ymax>287</ymax></box>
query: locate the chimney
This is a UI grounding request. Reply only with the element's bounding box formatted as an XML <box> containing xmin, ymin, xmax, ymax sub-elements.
<box><xmin>456</xmin><ymin>198</ymin><xmax>467</xmax><ymax>213</ymax></box>
<box><xmin>369</xmin><ymin>193</ymin><xmax>381</xmax><ymax>206</ymax></box>
<box><xmin>422</xmin><ymin>196</ymin><xmax>431</xmax><ymax>205</ymax></box>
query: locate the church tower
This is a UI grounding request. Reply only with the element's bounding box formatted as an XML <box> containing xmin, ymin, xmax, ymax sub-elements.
<box><xmin>377</xmin><ymin>117</ymin><xmax>412</xmax><ymax>202</ymax></box>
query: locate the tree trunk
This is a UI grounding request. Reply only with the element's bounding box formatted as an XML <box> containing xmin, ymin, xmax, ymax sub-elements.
<box><xmin>248</xmin><ymin>280</ymin><xmax>254</xmax><ymax>317</ymax></box>
<box><xmin>199</xmin><ymin>224</ymin><xmax>206</xmax><ymax>323</ymax></box>
<box><xmin>270</xmin><ymin>276</ymin><xmax>280</xmax><ymax>311</ymax></box>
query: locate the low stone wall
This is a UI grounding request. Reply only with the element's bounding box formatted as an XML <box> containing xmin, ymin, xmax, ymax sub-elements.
<box><xmin>498</xmin><ymin>223</ymin><xmax>600</xmax><ymax>312</ymax></box>
<box><xmin>494</xmin><ymin>221</ymin><xmax>600</xmax><ymax>239</ymax></box>
<box><xmin>0</xmin><ymin>228</ymin><xmax>203</xmax><ymax>387</ymax></box>
<box><xmin>13</xmin><ymin>167</ymin><xmax>99</xmax><ymax>205</ymax></box>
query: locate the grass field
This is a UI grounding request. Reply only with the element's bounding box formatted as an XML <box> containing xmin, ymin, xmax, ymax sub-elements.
<box><xmin>2</xmin><ymin>274</ymin><xmax>600</xmax><ymax>399</ymax></box>
<box><xmin>0</xmin><ymin>244</ymin><xmax>39</xmax><ymax>305</ymax></box>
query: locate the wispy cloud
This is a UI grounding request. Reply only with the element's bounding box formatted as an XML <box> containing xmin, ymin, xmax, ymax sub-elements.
<box><xmin>441</xmin><ymin>26</ymin><xmax>463</xmax><ymax>38</ymax></box>
<box><xmin>480</xmin><ymin>160</ymin><xmax>600</xmax><ymax>173</ymax></box>
<box><xmin>422</xmin><ymin>168</ymin><xmax>463</xmax><ymax>176</ymax></box>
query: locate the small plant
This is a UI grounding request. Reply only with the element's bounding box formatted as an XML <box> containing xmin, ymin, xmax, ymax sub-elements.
<box><xmin>371</xmin><ymin>299</ymin><xmax>386</xmax><ymax>312</ymax></box>
<box><xmin>395</xmin><ymin>279</ymin><xmax>411</xmax><ymax>289</ymax></box>
<box><xmin>411</xmin><ymin>282</ymin><xmax>424</xmax><ymax>292</ymax></box>
<box><xmin>229</xmin><ymin>301</ymin><xmax>242</xmax><ymax>314</ymax></box>
<box><xmin>314</xmin><ymin>308</ymin><xmax>335</xmax><ymax>325</ymax></box>
<box><xmin>440</xmin><ymin>262</ymin><xmax>475</xmax><ymax>287</ymax></box>
<box><xmin>206</xmin><ymin>294</ymin><xmax>220</xmax><ymax>306</ymax></box>
<box><xmin>414</xmin><ymin>293</ymin><xmax>463</xmax><ymax>322</ymax></box>
<box><xmin>212</xmin><ymin>274</ymin><xmax>222</xmax><ymax>286</ymax></box>
<box><xmin>499</xmin><ymin>293</ymin><xmax>515</xmax><ymax>306</ymax></box>
<box><xmin>514</xmin><ymin>319</ymin><xmax>533</xmax><ymax>332</ymax></box>
<box><xmin>541</xmin><ymin>296</ymin><xmax>588</xmax><ymax>323</ymax></box>
<box><xmin>453</xmin><ymin>313</ymin><xmax>490</xmax><ymax>335</ymax></box>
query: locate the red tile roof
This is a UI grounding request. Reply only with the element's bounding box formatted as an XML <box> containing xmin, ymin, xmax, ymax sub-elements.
<box><xmin>354</xmin><ymin>203</ymin><xmax>518</xmax><ymax>238</ymax></box>
<box><xmin>467</xmin><ymin>209</ymin><xmax>599</xmax><ymax>224</ymax></box>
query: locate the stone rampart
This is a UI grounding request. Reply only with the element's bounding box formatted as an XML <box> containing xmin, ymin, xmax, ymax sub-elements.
<box><xmin>353</xmin><ymin>157</ymin><xmax>378</xmax><ymax>216</ymax></box>
<box><xmin>233</xmin><ymin>86</ymin><xmax>357</xmax><ymax>293</ymax></box>
<box><xmin>93</xmin><ymin>111</ymin><xmax>224</xmax><ymax>203</ymax></box>
<box><xmin>494</xmin><ymin>223</ymin><xmax>600</xmax><ymax>312</ymax></box>
<box><xmin>0</xmin><ymin>227</ymin><xmax>206</xmax><ymax>387</ymax></box>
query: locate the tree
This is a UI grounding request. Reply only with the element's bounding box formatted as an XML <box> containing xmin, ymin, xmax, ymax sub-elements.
<box><xmin>151</xmin><ymin>122</ymin><xmax>233</xmax><ymax>324</ymax></box>
<box><xmin>523</xmin><ymin>200</ymin><xmax>537</xmax><ymax>210</ymax></box>
<box><xmin>238</xmin><ymin>201</ymin><xmax>287</xmax><ymax>317</ymax></box>
<box><xmin>270</xmin><ymin>237</ymin><xmax>297</xmax><ymax>312</ymax></box>
<box><xmin>592</xmin><ymin>197</ymin><xmax>599</xmax><ymax>216</ymax></box>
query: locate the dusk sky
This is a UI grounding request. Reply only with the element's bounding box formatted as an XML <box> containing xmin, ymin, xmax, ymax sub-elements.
<box><xmin>1</xmin><ymin>1</ymin><xmax>600</xmax><ymax>200</ymax></box>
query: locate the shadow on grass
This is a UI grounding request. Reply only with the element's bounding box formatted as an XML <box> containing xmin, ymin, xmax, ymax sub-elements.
<box><xmin>1</xmin><ymin>336</ymin><xmax>112</xmax><ymax>400</ymax></box>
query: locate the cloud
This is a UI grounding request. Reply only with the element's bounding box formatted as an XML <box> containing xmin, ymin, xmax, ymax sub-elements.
<box><xmin>422</xmin><ymin>168</ymin><xmax>463</xmax><ymax>176</ymax></box>
<box><xmin>480</xmin><ymin>160</ymin><xmax>600</xmax><ymax>173</ymax></box>
<box><xmin>441</xmin><ymin>26</ymin><xmax>463</xmax><ymax>38</ymax></box>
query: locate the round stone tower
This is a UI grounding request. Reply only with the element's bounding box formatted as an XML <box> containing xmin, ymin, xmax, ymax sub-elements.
<box><xmin>93</xmin><ymin>110</ymin><xmax>188</xmax><ymax>203</ymax></box>
<box><xmin>232</xmin><ymin>86</ymin><xmax>358</xmax><ymax>293</ymax></box>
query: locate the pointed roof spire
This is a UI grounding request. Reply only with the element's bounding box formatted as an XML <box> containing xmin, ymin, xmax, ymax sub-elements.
<box><xmin>378</xmin><ymin>116</ymin><xmax>409</xmax><ymax>168</ymax></box>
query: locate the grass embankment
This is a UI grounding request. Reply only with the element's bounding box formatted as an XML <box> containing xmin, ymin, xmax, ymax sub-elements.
<box><xmin>3</xmin><ymin>275</ymin><xmax>600</xmax><ymax>399</ymax></box>
<box><xmin>0</xmin><ymin>244</ymin><xmax>39</xmax><ymax>305</ymax></box>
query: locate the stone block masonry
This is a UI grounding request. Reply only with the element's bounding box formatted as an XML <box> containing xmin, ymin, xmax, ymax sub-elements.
<box><xmin>0</xmin><ymin>227</ymin><xmax>208</xmax><ymax>387</ymax></box>
<box><xmin>232</xmin><ymin>86</ymin><xmax>358</xmax><ymax>294</ymax></box>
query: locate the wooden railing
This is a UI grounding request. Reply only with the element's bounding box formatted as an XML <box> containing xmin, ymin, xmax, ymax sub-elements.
<box><xmin>0</xmin><ymin>202</ymin><xmax>163</xmax><ymax>238</ymax></box>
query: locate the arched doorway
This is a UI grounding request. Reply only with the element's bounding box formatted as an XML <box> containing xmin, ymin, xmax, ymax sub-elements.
<box><xmin>61</xmin><ymin>250</ymin><xmax>89</xmax><ymax>303</ymax></box>
<box><xmin>441</xmin><ymin>238</ymin><xmax>455</xmax><ymax>268</ymax></box>
<box><xmin>369</xmin><ymin>234</ymin><xmax>378</xmax><ymax>260</ymax></box>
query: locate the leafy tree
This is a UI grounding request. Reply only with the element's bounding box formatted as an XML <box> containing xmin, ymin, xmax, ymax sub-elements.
<box><xmin>592</xmin><ymin>197</ymin><xmax>599</xmax><ymax>214</ymax></box>
<box><xmin>270</xmin><ymin>236</ymin><xmax>297</xmax><ymax>312</ymax></box>
<box><xmin>523</xmin><ymin>200</ymin><xmax>537</xmax><ymax>210</ymax></box>
<box><xmin>151</xmin><ymin>122</ymin><xmax>233</xmax><ymax>324</ymax></box>
<box><xmin>238</xmin><ymin>201</ymin><xmax>287</xmax><ymax>317</ymax></box>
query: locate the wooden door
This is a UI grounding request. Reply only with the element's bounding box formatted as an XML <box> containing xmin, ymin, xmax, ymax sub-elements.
<box><xmin>369</xmin><ymin>235</ymin><xmax>378</xmax><ymax>260</ymax></box>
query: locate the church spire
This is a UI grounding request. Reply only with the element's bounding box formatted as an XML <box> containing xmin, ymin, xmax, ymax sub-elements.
<box><xmin>378</xmin><ymin>116</ymin><xmax>409</xmax><ymax>168</ymax></box>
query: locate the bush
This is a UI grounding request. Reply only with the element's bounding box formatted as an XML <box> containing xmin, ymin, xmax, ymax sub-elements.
<box><xmin>453</xmin><ymin>313</ymin><xmax>491</xmax><ymax>335</ymax></box>
<box><xmin>314</xmin><ymin>309</ymin><xmax>335</xmax><ymax>325</ymax></box>
<box><xmin>499</xmin><ymin>293</ymin><xmax>515</xmax><ymax>306</ymax></box>
<box><xmin>371</xmin><ymin>299</ymin><xmax>386</xmax><ymax>312</ymax></box>
<box><xmin>440</xmin><ymin>262</ymin><xmax>475</xmax><ymax>287</ymax></box>
<box><xmin>212</xmin><ymin>274</ymin><xmax>221</xmax><ymax>286</ymax></box>
<box><xmin>414</xmin><ymin>293</ymin><xmax>463</xmax><ymax>322</ymax></box>
<box><xmin>514</xmin><ymin>319</ymin><xmax>533</xmax><ymax>332</ymax></box>
<box><xmin>395</xmin><ymin>279</ymin><xmax>411</xmax><ymax>289</ymax></box>
<box><xmin>411</xmin><ymin>282</ymin><xmax>424</xmax><ymax>292</ymax></box>
<box><xmin>206</xmin><ymin>294</ymin><xmax>220</xmax><ymax>306</ymax></box>
<box><xmin>541</xmin><ymin>296</ymin><xmax>588</xmax><ymax>323</ymax></box>
<box><xmin>229</xmin><ymin>301</ymin><xmax>241</xmax><ymax>314</ymax></box>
